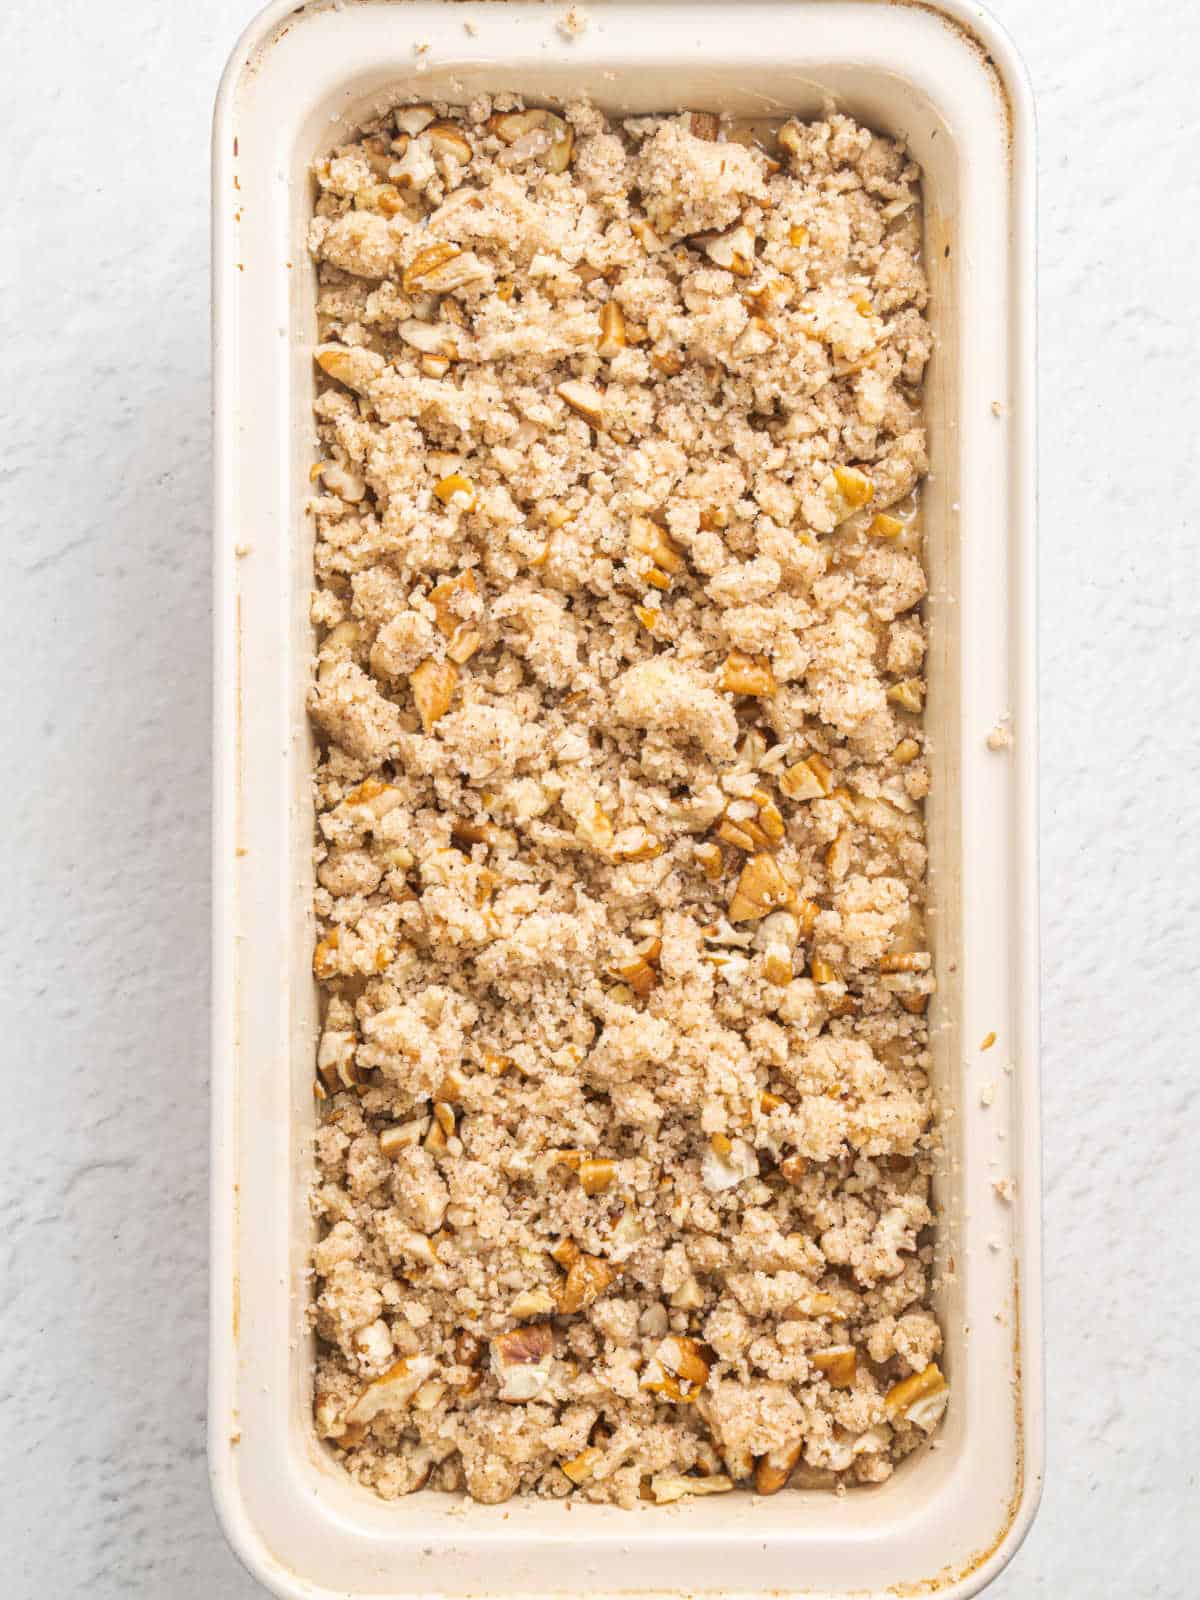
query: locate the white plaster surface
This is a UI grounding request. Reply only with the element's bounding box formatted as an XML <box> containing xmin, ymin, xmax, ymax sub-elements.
<box><xmin>2</xmin><ymin>0</ymin><xmax>1198</xmax><ymax>1593</ymax></box>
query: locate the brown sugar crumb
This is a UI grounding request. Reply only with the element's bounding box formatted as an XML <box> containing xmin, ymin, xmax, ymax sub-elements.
<box><xmin>305</xmin><ymin>97</ymin><xmax>944</xmax><ymax>1506</ymax></box>
<box><xmin>556</xmin><ymin>4</ymin><xmax>589</xmax><ymax>39</ymax></box>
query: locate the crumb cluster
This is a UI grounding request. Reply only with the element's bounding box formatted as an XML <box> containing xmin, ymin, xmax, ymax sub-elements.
<box><xmin>304</xmin><ymin>96</ymin><xmax>946</xmax><ymax>1506</ymax></box>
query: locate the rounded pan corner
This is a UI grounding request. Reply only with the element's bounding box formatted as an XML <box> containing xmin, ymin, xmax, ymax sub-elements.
<box><xmin>953</xmin><ymin>1456</ymin><xmax>1046</xmax><ymax>1599</ymax></box>
<box><xmin>208</xmin><ymin>1440</ymin><xmax>311</xmax><ymax>1600</ymax></box>
<box><xmin>212</xmin><ymin>0</ymin><xmax>307</xmax><ymax>131</ymax></box>
<box><xmin>902</xmin><ymin>0</ymin><xmax>1036</xmax><ymax>141</ymax></box>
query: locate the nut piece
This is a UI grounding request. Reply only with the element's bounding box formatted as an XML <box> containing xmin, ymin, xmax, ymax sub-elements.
<box><xmin>425</xmin><ymin>121</ymin><xmax>473</xmax><ymax>164</ymax></box>
<box><xmin>388</xmin><ymin>138</ymin><xmax>437</xmax><ymax>191</ymax></box>
<box><xmin>428</xmin><ymin>569</ymin><xmax>479</xmax><ymax>637</ymax></box>
<box><xmin>893</xmin><ymin>737</ymin><xmax>921</xmax><ymax>765</ymax></box>
<box><xmin>728</xmin><ymin>852</ymin><xmax>794</xmax><ymax>923</ymax></box>
<box><xmin>409</xmin><ymin>658</ymin><xmax>458</xmax><ymax>732</ymax></box>
<box><xmin>869</xmin><ymin>512</ymin><xmax>905</xmax><ymax>539</ymax></box>
<box><xmin>433</xmin><ymin>472</ymin><xmax>477</xmax><ymax>511</ymax></box>
<box><xmin>344</xmin><ymin>1354</ymin><xmax>435</xmax><ymax>1427</ymax></box>
<box><xmin>731</xmin><ymin>317</ymin><xmax>778</xmax><ymax>359</ymax></box>
<box><xmin>650</xmin><ymin>1472</ymin><xmax>734</xmax><ymax>1504</ymax></box>
<box><xmin>379</xmin><ymin>1117</ymin><xmax>430</xmax><ymax>1158</ymax></box>
<box><xmin>826</xmin><ymin>828</ymin><xmax>852</xmax><ymax>881</ymax></box>
<box><xmin>398</xmin><ymin>318</ymin><xmax>458</xmax><ymax>358</ymax></box>
<box><xmin>490</xmin><ymin>1324</ymin><xmax>555</xmax><ymax>1402</ymax></box>
<box><xmin>317</xmin><ymin>1017</ymin><xmax>362</xmax><ymax>1088</ymax></box>
<box><xmin>402</xmin><ymin>241</ymin><xmax>462</xmax><ymax>293</ymax></box>
<box><xmin>446</xmin><ymin>628</ymin><xmax>482</xmax><ymax>664</ymax></box>
<box><xmin>885</xmin><ymin>1362</ymin><xmax>949</xmax><ymax>1430</ymax></box>
<box><xmin>555</xmin><ymin>1253</ymin><xmax>618</xmax><ymax>1314</ymax></box>
<box><xmin>695</xmin><ymin>841</ymin><xmax>724</xmax><ymax>881</ymax></box>
<box><xmin>754</xmin><ymin>1439</ymin><xmax>803</xmax><ymax>1496</ymax></box>
<box><xmin>509</xmin><ymin>1287</ymin><xmax>558</xmax><ymax>1319</ymax></box>
<box><xmin>315</xmin><ymin>344</ymin><xmax>385</xmax><ymax>395</ymax></box>
<box><xmin>561</xmin><ymin>1446</ymin><xmax>603</xmax><ymax>1486</ymax></box>
<box><xmin>777</xmin><ymin>120</ymin><xmax>805</xmax><ymax>156</ymax></box>
<box><xmin>578</xmin><ymin>1158</ymin><xmax>616</xmax><ymax>1196</ymax></box>
<box><xmin>610</xmin><ymin>953</ymin><xmax>657</xmax><ymax>997</ymax></box>
<box><xmin>779</xmin><ymin>1154</ymin><xmax>809</xmax><ymax>1185</ymax></box>
<box><xmin>629</xmin><ymin>514</ymin><xmax>685</xmax><ymax>575</ymax></box>
<box><xmin>823</xmin><ymin>464</ymin><xmax>875</xmax><ymax>523</ymax></box>
<box><xmin>669</xmin><ymin>1276</ymin><xmax>705</xmax><ymax>1311</ymax></box>
<box><xmin>811</xmin><ymin>1346</ymin><xmax>858</xmax><ymax>1387</ymax></box>
<box><xmin>719</xmin><ymin>650</ymin><xmax>776</xmax><ymax>697</ymax></box>
<box><xmin>879</xmin><ymin>950</ymin><xmax>932</xmax><ymax>974</ymax></box>
<box><xmin>630</xmin><ymin>217</ymin><xmax>663</xmax><ymax>253</ymax></box>
<box><xmin>701</xmin><ymin>1135</ymin><xmax>759</xmax><ymax>1193</ymax></box>
<box><xmin>566</xmin><ymin>794</ymin><xmax>614</xmax><ymax>852</ymax></box>
<box><xmin>697</xmin><ymin>223</ymin><xmax>755</xmax><ymax>277</ymax></box>
<box><xmin>556</xmin><ymin>378</ymin><xmax>605</xmax><ymax>426</ymax></box>
<box><xmin>779</xmin><ymin>753</ymin><xmax>835</xmax><ymax>800</ymax></box>
<box><xmin>755</xmin><ymin>908</ymin><xmax>800</xmax><ymax>985</ymax></box>
<box><xmin>389</xmin><ymin>1228</ymin><xmax>439</xmax><ymax>1268</ymax></box>
<box><xmin>312</xmin><ymin>929</ymin><xmax>341</xmax><ymax>981</ymax></box>
<box><xmin>612</xmin><ymin>827</ymin><xmax>663</xmax><ymax>864</ymax></box>
<box><xmin>597</xmin><ymin>301</ymin><xmax>627</xmax><ymax>357</ymax></box>
<box><xmin>887</xmin><ymin>678</ymin><xmax>925</xmax><ymax>713</ymax></box>
<box><xmin>753</xmin><ymin>791</ymin><xmax>786</xmax><ymax>841</ymax></box>
<box><xmin>491</xmin><ymin>108</ymin><xmax>574</xmax><ymax>172</ymax></box>
<box><xmin>640</xmin><ymin>1335</ymin><xmax>711</xmax><ymax>1403</ymax></box>
<box><xmin>395</xmin><ymin>103</ymin><xmax>437</xmax><ymax>136</ymax></box>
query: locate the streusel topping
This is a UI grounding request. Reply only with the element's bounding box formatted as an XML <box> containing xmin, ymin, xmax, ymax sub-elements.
<box><xmin>305</xmin><ymin>97</ymin><xmax>944</xmax><ymax>1507</ymax></box>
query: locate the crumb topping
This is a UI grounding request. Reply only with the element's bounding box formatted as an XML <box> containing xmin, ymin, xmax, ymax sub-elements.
<box><xmin>305</xmin><ymin>97</ymin><xmax>943</xmax><ymax>1507</ymax></box>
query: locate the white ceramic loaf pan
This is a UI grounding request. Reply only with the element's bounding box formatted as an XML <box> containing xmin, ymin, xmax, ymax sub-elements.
<box><xmin>210</xmin><ymin>2</ymin><xmax>1040</xmax><ymax>1595</ymax></box>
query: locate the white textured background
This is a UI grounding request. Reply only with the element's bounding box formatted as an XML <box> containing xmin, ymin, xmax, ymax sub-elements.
<box><xmin>3</xmin><ymin>0</ymin><xmax>1198</xmax><ymax>1594</ymax></box>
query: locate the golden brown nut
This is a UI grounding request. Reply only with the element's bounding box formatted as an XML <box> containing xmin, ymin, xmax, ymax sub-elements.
<box><xmin>779</xmin><ymin>753</ymin><xmax>835</xmax><ymax>800</ymax></box>
<box><xmin>753</xmin><ymin>1439</ymin><xmax>803</xmax><ymax>1495</ymax></box>
<box><xmin>550</xmin><ymin>1237</ymin><xmax>580</xmax><ymax>1270</ymax></box>
<box><xmin>490</xmin><ymin>108</ymin><xmax>574</xmax><ymax>172</ymax></box>
<box><xmin>409</xmin><ymin>658</ymin><xmax>458</xmax><ymax>732</ymax></box>
<box><xmin>811</xmin><ymin>1347</ymin><xmax>858</xmax><ymax>1387</ymax></box>
<box><xmin>728</xmin><ymin>853</ymin><xmax>794</xmax><ymax>923</ymax></box>
<box><xmin>869</xmin><ymin>512</ymin><xmax>904</xmax><ymax>539</ymax></box>
<box><xmin>628</xmin><ymin>515</ymin><xmax>685</xmax><ymax>575</ymax></box>
<box><xmin>490</xmin><ymin>1324</ymin><xmax>555</xmax><ymax>1402</ymax></box>
<box><xmin>597</xmin><ymin>301</ymin><xmax>627</xmax><ymax>358</ymax></box>
<box><xmin>695</xmin><ymin>841</ymin><xmax>724</xmax><ymax>881</ymax></box>
<box><xmin>610</xmin><ymin>954</ymin><xmax>657</xmax><ymax>998</ymax></box>
<box><xmin>557</xmin><ymin>379</ymin><xmax>605</xmax><ymax>426</ymax></box>
<box><xmin>719</xmin><ymin>650</ymin><xmax>776</xmax><ymax>697</ymax></box>
<box><xmin>402</xmin><ymin>241</ymin><xmax>462</xmax><ymax>293</ymax></box>
<box><xmin>433</xmin><ymin>472</ymin><xmax>477</xmax><ymax>511</ymax></box>
<box><xmin>823</xmin><ymin>464</ymin><xmax>875</xmax><ymax>523</ymax></box>
<box><xmin>885</xmin><ymin>1362</ymin><xmax>948</xmax><ymax>1429</ymax></box>
<box><xmin>887</xmin><ymin>678</ymin><xmax>925</xmax><ymax>713</ymax></box>
<box><xmin>424</xmin><ymin>121</ymin><xmax>472</xmax><ymax>164</ymax></box>
<box><xmin>555</xmin><ymin>1253</ymin><xmax>618</xmax><ymax>1313</ymax></box>
<box><xmin>640</xmin><ymin>1335</ymin><xmax>711</xmax><ymax>1403</ymax></box>
<box><xmin>344</xmin><ymin>1354</ymin><xmax>435</xmax><ymax>1427</ymax></box>
<box><xmin>578</xmin><ymin>1158</ymin><xmax>616</xmax><ymax>1196</ymax></box>
<box><xmin>561</xmin><ymin>1446</ymin><xmax>603</xmax><ymax>1485</ymax></box>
